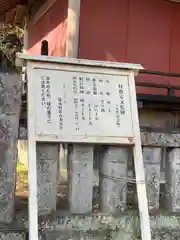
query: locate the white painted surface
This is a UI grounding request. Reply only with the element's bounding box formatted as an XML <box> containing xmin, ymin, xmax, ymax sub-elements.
<box><xmin>17</xmin><ymin>53</ymin><xmax>150</xmax><ymax>240</ymax></box>
<box><xmin>16</xmin><ymin>53</ymin><xmax>143</xmax><ymax>71</ymax></box>
<box><xmin>27</xmin><ymin>64</ymin><xmax>38</xmax><ymax>240</ymax></box>
<box><xmin>129</xmin><ymin>72</ymin><xmax>151</xmax><ymax>240</ymax></box>
<box><xmin>33</xmin><ymin>69</ymin><xmax>133</xmax><ymax>141</ymax></box>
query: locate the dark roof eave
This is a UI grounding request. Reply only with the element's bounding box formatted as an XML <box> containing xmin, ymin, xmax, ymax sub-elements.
<box><xmin>0</xmin><ymin>0</ymin><xmax>27</xmax><ymax>14</ymax></box>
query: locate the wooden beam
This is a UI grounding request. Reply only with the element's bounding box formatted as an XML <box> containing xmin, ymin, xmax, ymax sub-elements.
<box><xmin>18</xmin><ymin>126</ymin><xmax>180</xmax><ymax>147</ymax></box>
<box><xmin>14</xmin><ymin>5</ymin><xmax>27</xmax><ymax>25</ymax></box>
<box><xmin>30</xmin><ymin>0</ymin><xmax>56</xmax><ymax>26</ymax></box>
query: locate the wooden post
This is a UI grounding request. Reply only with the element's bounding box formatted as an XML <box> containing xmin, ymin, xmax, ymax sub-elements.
<box><xmin>65</xmin><ymin>0</ymin><xmax>81</xmax><ymax>58</ymax></box>
<box><xmin>99</xmin><ymin>146</ymin><xmax>129</xmax><ymax>213</ymax></box>
<box><xmin>65</xmin><ymin>0</ymin><xmax>93</xmax><ymax>214</ymax></box>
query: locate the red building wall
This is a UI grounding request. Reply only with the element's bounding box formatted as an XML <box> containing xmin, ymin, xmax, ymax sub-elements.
<box><xmin>28</xmin><ymin>0</ymin><xmax>68</xmax><ymax>56</ymax></box>
<box><xmin>28</xmin><ymin>0</ymin><xmax>180</xmax><ymax>96</ymax></box>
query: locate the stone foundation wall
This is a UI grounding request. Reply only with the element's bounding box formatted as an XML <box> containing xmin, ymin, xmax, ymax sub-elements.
<box><xmin>1</xmin><ymin>212</ymin><xmax>180</xmax><ymax>240</ymax></box>
<box><xmin>1</xmin><ymin>70</ymin><xmax>180</xmax><ymax>239</ymax></box>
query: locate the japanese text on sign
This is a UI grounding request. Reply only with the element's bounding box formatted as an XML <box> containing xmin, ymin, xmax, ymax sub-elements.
<box><xmin>35</xmin><ymin>69</ymin><xmax>134</xmax><ymax>139</ymax></box>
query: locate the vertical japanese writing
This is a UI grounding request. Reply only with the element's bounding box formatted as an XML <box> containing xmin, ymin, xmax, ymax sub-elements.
<box><xmin>58</xmin><ymin>97</ymin><xmax>63</xmax><ymax>130</ymax></box>
<box><xmin>116</xmin><ymin>105</ymin><xmax>120</xmax><ymax>127</ymax></box>
<box><xmin>88</xmin><ymin>104</ymin><xmax>92</xmax><ymax>125</ymax></box>
<box><xmin>100</xmin><ymin>100</ymin><xmax>105</xmax><ymax>112</ymax></box>
<box><xmin>92</xmin><ymin>78</ymin><xmax>97</xmax><ymax>95</ymax></box>
<box><xmin>93</xmin><ymin>104</ymin><xmax>99</xmax><ymax>120</ymax></box>
<box><xmin>40</xmin><ymin>76</ymin><xmax>46</xmax><ymax>106</ymax></box>
<box><xmin>107</xmin><ymin>100</ymin><xmax>111</xmax><ymax>113</ymax></box>
<box><xmin>73</xmin><ymin>76</ymin><xmax>78</xmax><ymax>94</ymax></box>
<box><xmin>74</xmin><ymin>98</ymin><xmax>79</xmax><ymax>131</ymax></box>
<box><xmin>118</xmin><ymin>84</ymin><xmax>125</xmax><ymax>115</ymax></box>
<box><xmin>46</xmin><ymin>77</ymin><xmax>52</xmax><ymax>123</ymax></box>
<box><xmin>80</xmin><ymin>99</ymin><xmax>85</xmax><ymax>120</ymax></box>
<box><xmin>79</xmin><ymin>77</ymin><xmax>84</xmax><ymax>94</ymax></box>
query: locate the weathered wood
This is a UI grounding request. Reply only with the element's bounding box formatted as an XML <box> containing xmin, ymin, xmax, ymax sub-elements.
<box><xmin>30</xmin><ymin>0</ymin><xmax>57</xmax><ymax>26</ymax></box>
<box><xmin>143</xmin><ymin>147</ymin><xmax>161</xmax><ymax>212</ymax></box>
<box><xmin>68</xmin><ymin>144</ymin><xmax>93</xmax><ymax>213</ymax></box>
<box><xmin>99</xmin><ymin>146</ymin><xmax>129</xmax><ymax>214</ymax></box>
<box><xmin>19</xmin><ymin>126</ymin><xmax>180</xmax><ymax>147</ymax></box>
<box><xmin>165</xmin><ymin>148</ymin><xmax>180</xmax><ymax>212</ymax></box>
<box><xmin>0</xmin><ymin>71</ymin><xmax>21</xmax><ymax>223</ymax></box>
<box><xmin>65</xmin><ymin>0</ymin><xmax>81</xmax><ymax>58</ymax></box>
<box><xmin>36</xmin><ymin>143</ymin><xmax>59</xmax><ymax>215</ymax></box>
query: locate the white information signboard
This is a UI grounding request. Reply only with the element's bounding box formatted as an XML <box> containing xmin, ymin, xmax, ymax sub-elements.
<box><xmin>16</xmin><ymin>53</ymin><xmax>152</xmax><ymax>240</ymax></box>
<box><xmin>33</xmin><ymin>69</ymin><xmax>133</xmax><ymax>142</ymax></box>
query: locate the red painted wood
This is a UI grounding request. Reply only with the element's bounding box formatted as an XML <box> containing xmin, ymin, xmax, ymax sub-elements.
<box><xmin>170</xmin><ymin>3</ymin><xmax>180</xmax><ymax>74</ymax></box>
<box><xmin>28</xmin><ymin>0</ymin><xmax>180</xmax><ymax>97</ymax></box>
<box><xmin>169</xmin><ymin>3</ymin><xmax>180</xmax><ymax>96</ymax></box>
<box><xmin>79</xmin><ymin>0</ymin><xmax>129</xmax><ymax>62</ymax></box>
<box><xmin>28</xmin><ymin>0</ymin><xmax>68</xmax><ymax>56</ymax></box>
<box><xmin>79</xmin><ymin>0</ymin><xmax>173</xmax><ymax>95</ymax></box>
<box><xmin>127</xmin><ymin>0</ymin><xmax>171</xmax><ymax>95</ymax></box>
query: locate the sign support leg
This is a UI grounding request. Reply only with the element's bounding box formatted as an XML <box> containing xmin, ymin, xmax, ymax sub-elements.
<box><xmin>27</xmin><ymin>68</ymin><xmax>39</xmax><ymax>240</ymax></box>
<box><xmin>133</xmin><ymin>143</ymin><xmax>151</xmax><ymax>240</ymax></box>
<box><xmin>129</xmin><ymin>72</ymin><xmax>151</xmax><ymax>240</ymax></box>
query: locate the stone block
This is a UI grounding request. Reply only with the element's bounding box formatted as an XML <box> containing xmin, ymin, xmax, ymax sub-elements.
<box><xmin>68</xmin><ymin>144</ymin><xmax>93</xmax><ymax>213</ymax></box>
<box><xmin>0</xmin><ymin>72</ymin><xmax>21</xmax><ymax>223</ymax></box>
<box><xmin>37</xmin><ymin>143</ymin><xmax>59</xmax><ymax>215</ymax></box>
<box><xmin>0</xmin><ymin>232</ymin><xmax>25</xmax><ymax>240</ymax></box>
<box><xmin>165</xmin><ymin>148</ymin><xmax>180</xmax><ymax>212</ymax></box>
<box><xmin>99</xmin><ymin>146</ymin><xmax>129</xmax><ymax>214</ymax></box>
<box><xmin>143</xmin><ymin>147</ymin><xmax>161</xmax><ymax>212</ymax></box>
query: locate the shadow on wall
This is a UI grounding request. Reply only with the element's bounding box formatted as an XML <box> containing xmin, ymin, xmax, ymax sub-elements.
<box><xmin>28</xmin><ymin>0</ymin><xmax>68</xmax><ymax>56</ymax></box>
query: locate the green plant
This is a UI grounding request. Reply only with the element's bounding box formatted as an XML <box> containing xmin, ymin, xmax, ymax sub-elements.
<box><xmin>0</xmin><ymin>23</ymin><xmax>23</xmax><ymax>67</ymax></box>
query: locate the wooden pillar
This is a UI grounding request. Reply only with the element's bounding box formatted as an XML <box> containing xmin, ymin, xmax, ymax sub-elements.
<box><xmin>142</xmin><ymin>147</ymin><xmax>161</xmax><ymax>213</ymax></box>
<box><xmin>68</xmin><ymin>144</ymin><xmax>93</xmax><ymax>213</ymax></box>
<box><xmin>99</xmin><ymin>146</ymin><xmax>129</xmax><ymax>213</ymax></box>
<box><xmin>165</xmin><ymin>148</ymin><xmax>180</xmax><ymax>212</ymax></box>
<box><xmin>65</xmin><ymin>0</ymin><xmax>94</xmax><ymax>214</ymax></box>
<box><xmin>65</xmin><ymin>0</ymin><xmax>81</xmax><ymax>58</ymax></box>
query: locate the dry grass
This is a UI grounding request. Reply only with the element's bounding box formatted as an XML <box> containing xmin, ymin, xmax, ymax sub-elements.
<box><xmin>16</xmin><ymin>160</ymin><xmax>28</xmax><ymax>198</ymax></box>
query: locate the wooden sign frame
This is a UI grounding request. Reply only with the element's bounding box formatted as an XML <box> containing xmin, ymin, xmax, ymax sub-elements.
<box><xmin>16</xmin><ymin>53</ymin><xmax>152</xmax><ymax>240</ymax></box>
